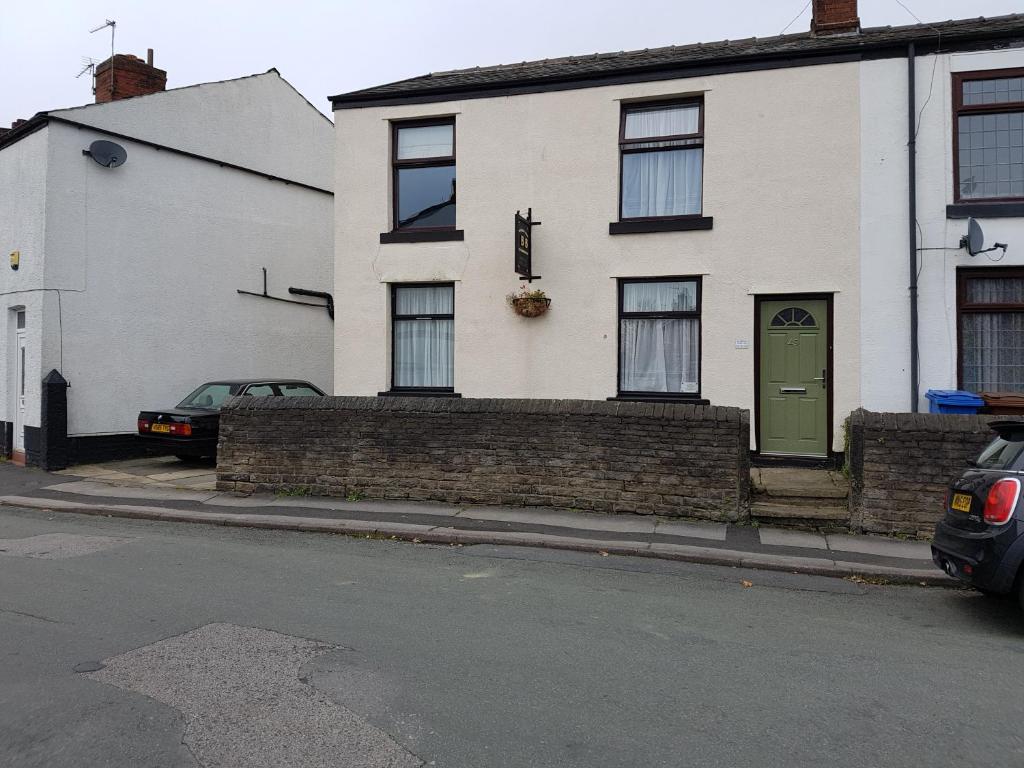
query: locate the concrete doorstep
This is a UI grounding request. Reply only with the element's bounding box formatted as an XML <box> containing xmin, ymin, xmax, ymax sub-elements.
<box><xmin>0</xmin><ymin>479</ymin><xmax>952</xmax><ymax>587</ymax></box>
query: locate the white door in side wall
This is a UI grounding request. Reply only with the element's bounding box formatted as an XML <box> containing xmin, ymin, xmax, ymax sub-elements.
<box><xmin>13</xmin><ymin>310</ymin><xmax>25</xmax><ymax>453</ymax></box>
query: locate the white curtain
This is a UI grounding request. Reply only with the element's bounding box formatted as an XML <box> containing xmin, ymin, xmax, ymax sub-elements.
<box><xmin>397</xmin><ymin>125</ymin><xmax>453</xmax><ymax>160</ymax></box>
<box><xmin>962</xmin><ymin>278</ymin><xmax>1024</xmax><ymax>391</ymax></box>
<box><xmin>394</xmin><ymin>285</ymin><xmax>454</xmax><ymax>388</ymax></box>
<box><xmin>623</xmin><ymin>281</ymin><xmax>697</xmax><ymax>313</ymax></box>
<box><xmin>624</xmin><ymin>105</ymin><xmax>699</xmax><ymax>139</ymax></box>
<box><xmin>394</xmin><ymin>320</ymin><xmax>453</xmax><ymax>388</ymax></box>
<box><xmin>620</xmin><ymin>318</ymin><xmax>699</xmax><ymax>393</ymax></box>
<box><xmin>395</xmin><ymin>285</ymin><xmax>454</xmax><ymax>315</ymax></box>
<box><xmin>621</xmin><ymin>148</ymin><xmax>703</xmax><ymax>218</ymax></box>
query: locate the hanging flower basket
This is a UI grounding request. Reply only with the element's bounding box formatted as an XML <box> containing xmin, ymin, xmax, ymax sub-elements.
<box><xmin>507</xmin><ymin>285</ymin><xmax>551</xmax><ymax>318</ymax></box>
<box><xmin>510</xmin><ymin>296</ymin><xmax>551</xmax><ymax>317</ymax></box>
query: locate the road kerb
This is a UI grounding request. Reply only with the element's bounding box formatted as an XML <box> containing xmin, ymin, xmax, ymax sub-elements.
<box><xmin>0</xmin><ymin>495</ymin><xmax>953</xmax><ymax>586</ymax></box>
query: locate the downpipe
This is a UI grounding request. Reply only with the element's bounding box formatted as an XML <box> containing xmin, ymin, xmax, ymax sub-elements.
<box><xmin>908</xmin><ymin>42</ymin><xmax>920</xmax><ymax>412</ymax></box>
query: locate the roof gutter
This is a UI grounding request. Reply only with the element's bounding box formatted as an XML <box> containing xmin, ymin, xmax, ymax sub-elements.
<box><xmin>908</xmin><ymin>42</ymin><xmax>920</xmax><ymax>413</ymax></box>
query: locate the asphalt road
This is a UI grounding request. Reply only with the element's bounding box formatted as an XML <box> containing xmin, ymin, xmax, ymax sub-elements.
<box><xmin>1</xmin><ymin>505</ymin><xmax>1023</xmax><ymax>768</ymax></box>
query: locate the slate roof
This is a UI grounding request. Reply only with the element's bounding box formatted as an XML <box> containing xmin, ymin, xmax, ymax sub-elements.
<box><xmin>331</xmin><ymin>13</ymin><xmax>1024</xmax><ymax>107</ymax></box>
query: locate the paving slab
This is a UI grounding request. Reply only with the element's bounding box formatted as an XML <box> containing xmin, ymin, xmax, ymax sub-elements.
<box><xmin>55</xmin><ymin>465</ymin><xmax>123</xmax><ymax>479</ymax></box>
<box><xmin>653</xmin><ymin>519</ymin><xmax>728</xmax><ymax>541</ymax></box>
<box><xmin>827</xmin><ymin>533</ymin><xmax>933</xmax><ymax>560</ymax></box>
<box><xmin>144</xmin><ymin>469</ymin><xmax>218</xmax><ymax>482</ymax></box>
<box><xmin>43</xmin><ymin>480</ymin><xmax>220</xmax><ymax>503</ymax></box>
<box><xmin>461</xmin><ymin>507</ymin><xmax>657</xmax><ymax>534</ymax></box>
<box><xmin>758</xmin><ymin>528</ymin><xmax>829</xmax><ymax>550</ymax></box>
<box><xmin>270</xmin><ymin>496</ymin><xmax>463</xmax><ymax>517</ymax></box>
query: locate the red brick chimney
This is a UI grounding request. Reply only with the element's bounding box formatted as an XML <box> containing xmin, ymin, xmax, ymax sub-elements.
<box><xmin>94</xmin><ymin>49</ymin><xmax>167</xmax><ymax>103</ymax></box>
<box><xmin>811</xmin><ymin>0</ymin><xmax>860</xmax><ymax>35</ymax></box>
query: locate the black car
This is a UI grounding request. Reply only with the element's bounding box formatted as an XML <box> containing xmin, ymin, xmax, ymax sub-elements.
<box><xmin>137</xmin><ymin>379</ymin><xmax>325</xmax><ymax>459</ymax></box>
<box><xmin>932</xmin><ymin>420</ymin><xmax>1024</xmax><ymax>609</ymax></box>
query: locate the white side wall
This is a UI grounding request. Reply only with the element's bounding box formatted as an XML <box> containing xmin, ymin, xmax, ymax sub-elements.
<box><xmin>861</xmin><ymin>48</ymin><xmax>1024</xmax><ymax>413</ymax></box>
<box><xmin>41</xmin><ymin>121</ymin><xmax>333</xmax><ymax>436</ymax></box>
<box><xmin>49</xmin><ymin>71</ymin><xmax>333</xmax><ymax>191</ymax></box>
<box><xmin>335</xmin><ymin>63</ymin><xmax>861</xmax><ymax>451</ymax></box>
<box><xmin>0</xmin><ymin>127</ymin><xmax>49</xmax><ymax>433</ymax></box>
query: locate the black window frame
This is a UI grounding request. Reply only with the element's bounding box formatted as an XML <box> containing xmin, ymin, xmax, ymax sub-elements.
<box><xmin>617</xmin><ymin>98</ymin><xmax>706</xmax><ymax>224</ymax></box>
<box><xmin>953</xmin><ymin>67</ymin><xmax>1024</xmax><ymax>205</ymax></box>
<box><xmin>615</xmin><ymin>276</ymin><xmax>703</xmax><ymax>401</ymax></box>
<box><xmin>390</xmin><ymin>117</ymin><xmax>457</xmax><ymax>233</ymax></box>
<box><xmin>388</xmin><ymin>282</ymin><xmax>456</xmax><ymax>395</ymax></box>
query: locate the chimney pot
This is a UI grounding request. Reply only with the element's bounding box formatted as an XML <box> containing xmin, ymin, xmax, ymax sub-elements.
<box><xmin>811</xmin><ymin>0</ymin><xmax>860</xmax><ymax>35</ymax></box>
<box><xmin>147</xmin><ymin>48</ymin><xmax>154</xmax><ymax>66</ymax></box>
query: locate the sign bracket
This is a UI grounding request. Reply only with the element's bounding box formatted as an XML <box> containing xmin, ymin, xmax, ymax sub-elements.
<box><xmin>515</xmin><ymin>207</ymin><xmax>542</xmax><ymax>282</ymax></box>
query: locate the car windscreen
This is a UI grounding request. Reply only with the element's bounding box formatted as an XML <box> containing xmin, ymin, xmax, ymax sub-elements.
<box><xmin>975</xmin><ymin>435</ymin><xmax>1024</xmax><ymax>470</ymax></box>
<box><xmin>177</xmin><ymin>383</ymin><xmax>238</xmax><ymax>410</ymax></box>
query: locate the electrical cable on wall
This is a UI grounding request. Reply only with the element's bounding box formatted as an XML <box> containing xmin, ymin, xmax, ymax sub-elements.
<box><xmin>0</xmin><ymin>287</ymin><xmax>70</xmax><ymax>377</ymax></box>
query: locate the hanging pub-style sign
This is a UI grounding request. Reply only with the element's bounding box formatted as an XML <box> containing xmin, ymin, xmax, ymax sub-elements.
<box><xmin>514</xmin><ymin>208</ymin><xmax>541</xmax><ymax>282</ymax></box>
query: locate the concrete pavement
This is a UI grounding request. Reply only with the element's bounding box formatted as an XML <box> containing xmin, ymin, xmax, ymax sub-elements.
<box><xmin>0</xmin><ymin>463</ymin><xmax>946</xmax><ymax>584</ymax></box>
<box><xmin>0</xmin><ymin>504</ymin><xmax>1021</xmax><ymax>767</ymax></box>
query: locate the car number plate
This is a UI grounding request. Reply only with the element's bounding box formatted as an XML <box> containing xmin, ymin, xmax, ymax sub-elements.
<box><xmin>150</xmin><ymin>423</ymin><xmax>171</xmax><ymax>434</ymax></box>
<box><xmin>951</xmin><ymin>493</ymin><xmax>972</xmax><ymax>512</ymax></box>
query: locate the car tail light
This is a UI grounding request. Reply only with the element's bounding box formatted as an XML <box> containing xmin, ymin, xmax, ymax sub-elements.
<box><xmin>983</xmin><ymin>478</ymin><xmax>1021</xmax><ymax>525</ymax></box>
<box><xmin>169</xmin><ymin>423</ymin><xmax>192</xmax><ymax>437</ymax></box>
<box><xmin>138</xmin><ymin>419</ymin><xmax>150</xmax><ymax>434</ymax></box>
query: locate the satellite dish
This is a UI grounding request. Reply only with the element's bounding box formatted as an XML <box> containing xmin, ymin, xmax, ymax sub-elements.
<box><xmin>965</xmin><ymin>218</ymin><xmax>984</xmax><ymax>255</ymax></box>
<box><xmin>961</xmin><ymin>217</ymin><xmax>1008</xmax><ymax>257</ymax></box>
<box><xmin>82</xmin><ymin>140</ymin><xmax>126</xmax><ymax>168</ymax></box>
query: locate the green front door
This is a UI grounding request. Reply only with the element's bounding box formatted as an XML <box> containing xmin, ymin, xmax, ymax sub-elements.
<box><xmin>758</xmin><ymin>299</ymin><xmax>829</xmax><ymax>457</ymax></box>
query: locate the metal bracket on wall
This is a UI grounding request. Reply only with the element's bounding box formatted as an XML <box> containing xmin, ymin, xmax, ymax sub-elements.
<box><xmin>237</xmin><ymin>267</ymin><xmax>334</xmax><ymax>320</ymax></box>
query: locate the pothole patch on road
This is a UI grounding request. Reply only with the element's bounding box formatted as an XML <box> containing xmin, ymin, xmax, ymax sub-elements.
<box><xmin>0</xmin><ymin>533</ymin><xmax>129</xmax><ymax>559</ymax></box>
<box><xmin>87</xmin><ymin>623</ymin><xmax>422</xmax><ymax>768</ymax></box>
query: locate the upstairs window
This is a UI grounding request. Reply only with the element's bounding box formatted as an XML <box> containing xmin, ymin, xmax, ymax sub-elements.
<box><xmin>955</xmin><ymin>70</ymin><xmax>1024</xmax><ymax>202</ymax></box>
<box><xmin>619</xmin><ymin>100</ymin><xmax>704</xmax><ymax>220</ymax></box>
<box><xmin>392</xmin><ymin>119</ymin><xmax>456</xmax><ymax>231</ymax></box>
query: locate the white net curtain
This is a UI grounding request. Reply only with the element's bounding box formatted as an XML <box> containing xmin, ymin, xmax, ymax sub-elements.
<box><xmin>620</xmin><ymin>281</ymin><xmax>699</xmax><ymax>394</ymax></box>
<box><xmin>393</xmin><ymin>285</ymin><xmax>454</xmax><ymax>388</ymax></box>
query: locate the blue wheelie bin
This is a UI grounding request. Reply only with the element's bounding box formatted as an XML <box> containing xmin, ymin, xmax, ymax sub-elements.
<box><xmin>925</xmin><ymin>389</ymin><xmax>985</xmax><ymax>415</ymax></box>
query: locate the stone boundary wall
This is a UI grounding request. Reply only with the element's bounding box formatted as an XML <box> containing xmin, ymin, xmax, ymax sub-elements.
<box><xmin>216</xmin><ymin>396</ymin><xmax>751</xmax><ymax>522</ymax></box>
<box><xmin>847</xmin><ymin>409</ymin><xmax>1015</xmax><ymax>537</ymax></box>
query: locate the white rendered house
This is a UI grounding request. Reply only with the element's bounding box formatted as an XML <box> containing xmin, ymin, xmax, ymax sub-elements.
<box><xmin>330</xmin><ymin>2</ymin><xmax>1024</xmax><ymax>462</ymax></box>
<box><xmin>0</xmin><ymin>53</ymin><xmax>334</xmax><ymax>466</ymax></box>
<box><xmin>860</xmin><ymin>18</ymin><xmax>1024</xmax><ymax>413</ymax></box>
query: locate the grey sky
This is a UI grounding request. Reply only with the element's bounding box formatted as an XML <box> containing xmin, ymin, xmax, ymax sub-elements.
<box><xmin>2</xmin><ymin>0</ymin><xmax>1021</xmax><ymax>126</ymax></box>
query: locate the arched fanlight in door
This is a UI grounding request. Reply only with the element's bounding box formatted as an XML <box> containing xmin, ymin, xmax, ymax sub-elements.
<box><xmin>770</xmin><ymin>307</ymin><xmax>817</xmax><ymax>328</ymax></box>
